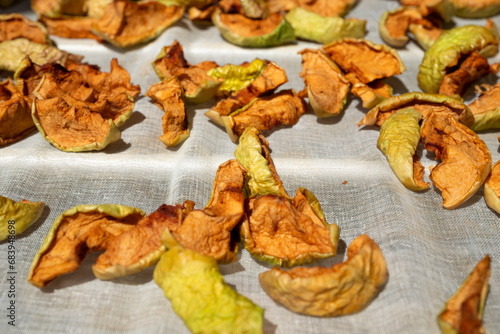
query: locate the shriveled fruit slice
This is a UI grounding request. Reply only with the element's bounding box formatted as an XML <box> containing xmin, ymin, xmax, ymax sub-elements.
<box><xmin>408</xmin><ymin>20</ymin><xmax>444</xmax><ymax>51</ymax></box>
<box><xmin>32</xmin><ymin>0</ymin><xmax>86</xmax><ymax>17</ymax></box>
<box><xmin>438</xmin><ymin>51</ymin><xmax>498</xmax><ymax>98</ymax></box>
<box><xmin>0</xmin><ymin>78</ymin><xmax>34</xmax><ymax>146</ymax></box>
<box><xmin>346</xmin><ymin>73</ymin><xmax>392</xmax><ymax>109</ymax></box>
<box><xmin>241</xmin><ymin>188</ymin><xmax>339</xmax><ymax>267</ymax></box>
<box><xmin>259</xmin><ymin>234</ymin><xmax>388</xmax><ymax>316</ymax></box>
<box><xmin>27</xmin><ymin>204</ymin><xmax>146</xmax><ymax>287</ymax></box>
<box><xmin>38</xmin><ymin>15</ymin><xmax>102</xmax><ymax>41</ymax></box>
<box><xmin>484</xmin><ymin>160</ymin><xmax>500</xmax><ymax>213</ymax></box>
<box><xmin>421</xmin><ymin>111</ymin><xmax>492</xmax><ymax>209</ymax></box>
<box><xmin>146</xmin><ymin>77</ymin><xmax>189</xmax><ymax>147</ymax></box>
<box><xmin>298</xmin><ymin>48</ymin><xmax>350</xmax><ymax>117</ymax></box>
<box><xmin>154</xmin><ymin>245</ymin><xmax>264</xmax><ymax>333</ymax></box>
<box><xmin>14</xmin><ymin>58</ymin><xmax>95</xmax><ymax>103</ymax></box>
<box><xmin>212</xmin><ymin>7</ymin><xmax>295</xmax><ymax>48</ymax></box>
<box><xmin>378</xmin><ymin>108</ymin><xmax>430</xmax><ymax>191</ymax></box>
<box><xmin>15</xmin><ymin>57</ymin><xmax>137</xmax><ymax>128</ymax></box>
<box><xmin>380</xmin><ymin>7</ymin><xmax>424</xmax><ymax>48</ymax></box>
<box><xmin>437</xmin><ymin>255</ymin><xmax>491</xmax><ymax>333</ymax></box>
<box><xmin>207</xmin><ymin>58</ymin><xmax>267</xmax><ymax>98</ymax></box>
<box><xmin>0</xmin><ymin>195</ymin><xmax>45</xmax><ymax>241</ymax></box>
<box><xmin>32</xmin><ymin>97</ymin><xmax>121</xmax><ymax>152</ymax></box>
<box><xmin>358</xmin><ymin>92</ymin><xmax>473</xmax><ymax>128</ymax></box>
<box><xmin>65</xmin><ymin>58</ymin><xmax>141</xmax><ymax>101</ymax></box>
<box><xmin>285</xmin><ymin>7</ymin><xmax>365</xmax><ymax>44</ymax></box>
<box><xmin>468</xmin><ymin>83</ymin><xmax>500</xmax><ymax>131</ymax></box>
<box><xmin>162</xmin><ymin>159</ymin><xmax>246</xmax><ymax>263</ymax></box>
<box><xmin>205</xmin><ymin>60</ymin><xmax>287</xmax><ymax>125</ymax></box>
<box><xmin>151</xmin><ymin>40</ymin><xmax>222</xmax><ymax>103</ymax></box>
<box><xmin>234</xmin><ymin>126</ymin><xmax>289</xmax><ymax>198</ymax></box>
<box><xmin>188</xmin><ymin>4</ymin><xmax>216</xmax><ymax>24</ymax></box>
<box><xmin>269</xmin><ymin>0</ymin><xmax>357</xmax><ymax>17</ymax></box>
<box><xmin>418</xmin><ymin>24</ymin><xmax>499</xmax><ymax>94</ymax></box>
<box><xmin>234</xmin><ymin>127</ymin><xmax>338</xmax><ymax>267</ymax></box>
<box><xmin>452</xmin><ymin>0</ymin><xmax>500</xmax><ymax>18</ymax></box>
<box><xmin>91</xmin><ymin>0</ymin><xmax>185</xmax><ymax>48</ymax></box>
<box><xmin>152</xmin><ymin>40</ymin><xmax>191</xmax><ymax>81</ymax></box>
<box><xmin>0</xmin><ymin>38</ymin><xmax>82</xmax><ymax>72</ymax></box>
<box><xmin>322</xmin><ymin>38</ymin><xmax>406</xmax><ymax>84</ymax></box>
<box><xmin>92</xmin><ymin>202</ymin><xmax>191</xmax><ymax>280</ymax></box>
<box><xmin>221</xmin><ymin>89</ymin><xmax>307</xmax><ymax>142</ymax></box>
<box><xmin>0</xmin><ymin>13</ymin><xmax>50</xmax><ymax>44</ymax></box>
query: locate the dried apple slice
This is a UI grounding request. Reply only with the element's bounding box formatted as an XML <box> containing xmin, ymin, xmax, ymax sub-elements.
<box><xmin>421</xmin><ymin>111</ymin><xmax>492</xmax><ymax>209</ymax></box>
<box><xmin>38</xmin><ymin>15</ymin><xmax>102</xmax><ymax>41</ymax></box>
<box><xmin>346</xmin><ymin>73</ymin><xmax>392</xmax><ymax>109</ymax></box>
<box><xmin>296</xmin><ymin>0</ymin><xmax>357</xmax><ymax>17</ymax></box>
<box><xmin>92</xmin><ymin>202</ymin><xmax>191</xmax><ymax>280</ymax></box>
<box><xmin>418</xmin><ymin>24</ymin><xmax>499</xmax><ymax>94</ymax></box>
<box><xmin>241</xmin><ymin>189</ymin><xmax>339</xmax><ymax>267</ymax></box>
<box><xmin>28</xmin><ymin>204</ymin><xmax>146</xmax><ymax>287</ymax></box>
<box><xmin>154</xmin><ymin>245</ymin><xmax>264</xmax><ymax>333</ymax></box>
<box><xmin>378</xmin><ymin>108</ymin><xmax>430</xmax><ymax>191</ymax></box>
<box><xmin>66</xmin><ymin>58</ymin><xmax>140</xmax><ymax>100</ymax></box>
<box><xmin>0</xmin><ymin>78</ymin><xmax>34</xmax><ymax>146</ymax></box>
<box><xmin>146</xmin><ymin>77</ymin><xmax>189</xmax><ymax>147</ymax></box>
<box><xmin>235</xmin><ymin>127</ymin><xmax>339</xmax><ymax>267</ymax></box>
<box><xmin>32</xmin><ymin>0</ymin><xmax>86</xmax><ymax>17</ymax></box>
<box><xmin>0</xmin><ymin>38</ymin><xmax>82</xmax><ymax>72</ymax></box>
<box><xmin>212</xmin><ymin>6</ymin><xmax>295</xmax><ymax>48</ymax></box>
<box><xmin>452</xmin><ymin>0</ymin><xmax>500</xmax><ymax>18</ymax></box>
<box><xmin>0</xmin><ymin>13</ymin><xmax>50</xmax><ymax>44</ymax></box>
<box><xmin>234</xmin><ymin>126</ymin><xmax>289</xmax><ymax>198</ymax></box>
<box><xmin>15</xmin><ymin>57</ymin><xmax>136</xmax><ymax>128</ymax></box>
<box><xmin>32</xmin><ymin>97</ymin><xmax>121</xmax><ymax>152</ymax></box>
<box><xmin>437</xmin><ymin>255</ymin><xmax>491</xmax><ymax>333</ymax></box>
<box><xmin>151</xmin><ymin>40</ymin><xmax>222</xmax><ymax>103</ymax></box>
<box><xmin>322</xmin><ymin>38</ymin><xmax>406</xmax><ymax>84</ymax></box>
<box><xmin>298</xmin><ymin>48</ymin><xmax>350</xmax><ymax>117</ymax></box>
<box><xmin>380</xmin><ymin>7</ymin><xmax>424</xmax><ymax>48</ymax></box>
<box><xmin>207</xmin><ymin>58</ymin><xmax>267</xmax><ymax>98</ymax></box>
<box><xmin>14</xmin><ymin>58</ymin><xmax>94</xmax><ymax>103</ymax></box>
<box><xmin>484</xmin><ymin>160</ymin><xmax>500</xmax><ymax>213</ymax></box>
<box><xmin>438</xmin><ymin>51</ymin><xmax>498</xmax><ymax>98</ymax></box>
<box><xmin>161</xmin><ymin>159</ymin><xmax>246</xmax><ymax>263</ymax></box>
<box><xmin>221</xmin><ymin>89</ymin><xmax>307</xmax><ymax>142</ymax></box>
<box><xmin>468</xmin><ymin>83</ymin><xmax>500</xmax><ymax>131</ymax></box>
<box><xmin>269</xmin><ymin>0</ymin><xmax>357</xmax><ymax>17</ymax></box>
<box><xmin>259</xmin><ymin>234</ymin><xmax>388</xmax><ymax>316</ymax></box>
<box><xmin>205</xmin><ymin>60</ymin><xmax>288</xmax><ymax>125</ymax></box>
<box><xmin>91</xmin><ymin>0</ymin><xmax>185</xmax><ymax>48</ymax></box>
<box><xmin>285</xmin><ymin>7</ymin><xmax>365</xmax><ymax>44</ymax></box>
<box><xmin>358</xmin><ymin>92</ymin><xmax>474</xmax><ymax>127</ymax></box>
<box><xmin>0</xmin><ymin>195</ymin><xmax>45</xmax><ymax>241</ymax></box>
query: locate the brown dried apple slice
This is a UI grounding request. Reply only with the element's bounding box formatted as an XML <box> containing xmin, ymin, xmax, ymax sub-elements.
<box><xmin>437</xmin><ymin>255</ymin><xmax>491</xmax><ymax>333</ymax></box>
<box><xmin>259</xmin><ymin>234</ymin><xmax>388</xmax><ymax>316</ymax></box>
<box><xmin>0</xmin><ymin>78</ymin><xmax>34</xmax><ymax>146</ymax></box>
<box><xmin>162</xmin><ymin>159</ymin><xmax>246</xmax><ymax>264</ymax></box>
<box><xmin>32</xmin><ymin>96</ymin><xmax>121</xmax><ymax>152</ymax></box>
<box><xmin>91</xmin><ymin>0</ymin><xmax>185</xmax><ymax>48</ymax></box>
<box><xmin>298</xmin><ymin>48</ymin><xmax>350</xmax><ymax>117</ymax></box>
<box><xmin>93</xmin><ymin>202</ymin><xmax>192</xmax><ymax>280</ymax></box>
<box><xmin>0</xmin><ymin>13</ymin><xmax>50</xmax><ymax>44</ymax></box>
<box><xmin>322</xmin><ymin>38</ymin><xmax>406</xmax><ymax>84</ymax></box>
<box><xmin>221</xmin><ymin>89</ymin><xmax>308</xmax><ymax>142</ymax></box>
<box><xmin>421</xmin><ymin>110</ymin><xmax>492</xmax><ymax>209</ymax></box>
<box><xmin>145</xmin><ymin>77</ymin><xmax>189</xmax><ymax>147</ymax></box>
<box><xmin>28</xmin><ymin>204</ymin><xmax>146</xmax><ymax>288</ymax></box>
